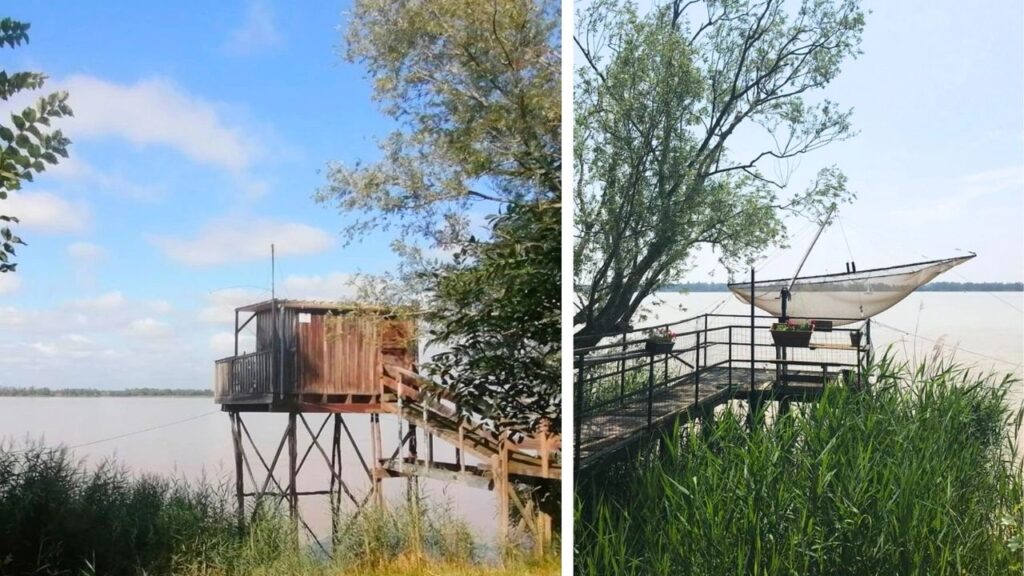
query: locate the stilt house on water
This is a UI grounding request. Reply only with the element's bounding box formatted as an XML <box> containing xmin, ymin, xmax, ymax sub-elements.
<box><xmin>214</xmin><ymin>300</ymin><xmax>416</xmax><ymax>408</ymax></box>
<box><xmin>214</xmin><ymin>299</ymin><xmax>559</xmax><ymax>553</ymax></box>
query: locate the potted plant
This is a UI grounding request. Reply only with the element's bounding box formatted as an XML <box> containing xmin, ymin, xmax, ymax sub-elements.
<box><xmin>644</xmin><ymin>327</ymin><xmax>676</xmax><ymax>354</ymax></box>
<box><xmin>770</xmin><ymin>319</ymin><xmax>815</xmax><ymax>347</ymax></box>
<box><xmin>849</xmin><ymin>330</ymin><xmax>862</xmax><ymax>347</ymax></box>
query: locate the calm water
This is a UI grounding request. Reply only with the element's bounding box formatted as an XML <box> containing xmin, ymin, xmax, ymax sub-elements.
<box><xmin>0</xmin><ymin>399</ymin><xmax>497</xmax><ymax>543</ymax></box>
<box><xmin>2</xmin><ymin>291</ymin><xmax>1020</xmax><ymax>541</ymax></box>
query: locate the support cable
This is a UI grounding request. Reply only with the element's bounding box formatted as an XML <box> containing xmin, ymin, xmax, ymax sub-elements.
<box><xmin>8</xmin><ymin>409</ymin><xmax>220</xmax><ymax>454</ymax></box>
<box><xmin>920</xmin><ymin>250</ymin><xmax>1023</xmax><ymax>315</ymax></box>
<box><xmin>872</xmin><ymin>319</ymin><xmax>1023</xmax><ymax>370</ymax></box>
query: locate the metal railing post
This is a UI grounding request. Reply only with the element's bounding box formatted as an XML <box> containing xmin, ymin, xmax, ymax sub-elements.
<box><xmin>703</xmin><ymin>314</ymin><xmax>709</xmax><ymax>370</ymax></box>
<box><xmin>574</xmin><ymin>353</ymin><xmax>584</xmax><ymax>472</ymax></box>
<box><xmin>663</xmin><ymin>345</ymin><xmax>669</xmax><ymax>386</ymax></box>
<box><xmin>618</xmin><ymin>332</ymin><xmax>626</xmax><ymax>402</ymax></box>
<box><xmin>728</xmin><ymin>326</ymin><xmax>733</xmax><ymax>393</ymax></box>
<box><xmin>750</xmin><ymin>269</ymin><xmax>756</xmax><ymax>394</ymax></box>
<box><xmin>647</xmin><ymin>351</ymin><xmax>655</xmax><ymax>429</ymax></box>
<box><xmin>694</xmin><ymin>330</ymin><xmax>701</xmax><ymax>401</ymax></box>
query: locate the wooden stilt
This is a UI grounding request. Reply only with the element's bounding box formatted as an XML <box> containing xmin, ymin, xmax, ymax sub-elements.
<box><xmin>537</xmin><ymin>421</ymin><xmax>552</xmax><ymax>556</ymax></box>
<box><xmin>496</xmin><ymin>433</ymin><xmax>510</xmax><ymax>550</ymax></box>
<box><xmin>371</xmin><ymin>413</ymin><xmax>382</xmax><ymax>507</ymax></box>
<box><xmin>231</xmin><ymin>412</ymin><xmax>245</xmax><ymax>532</ymax></box>
<box><xmin>330</xmin><ymin>413</ymin><xmax>341</xmax><ymax>541</ymax></box>
<box><xmin>287</xmin><ymin>412</ymin><xmax>298</xmax><ymax>541</ymax></box>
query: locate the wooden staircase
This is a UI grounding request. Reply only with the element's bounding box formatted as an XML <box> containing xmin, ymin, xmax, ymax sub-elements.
<box><xmin>380</xmin><ymin>365</ymin><xmax>560</xmax><ymax>482</ymax></box>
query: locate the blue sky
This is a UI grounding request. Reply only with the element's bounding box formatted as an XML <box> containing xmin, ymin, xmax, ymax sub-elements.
<box><xmin>1</xmin><ymin>1</ymin><xmax>408</xmax><ymax>388</ymax></box>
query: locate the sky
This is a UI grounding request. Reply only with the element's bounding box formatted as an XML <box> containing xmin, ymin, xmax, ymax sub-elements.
<box><xmin>1</xmin><ymin>1</ymin><xmax>1022</xmax><ymax>391</ymax></box>
<box><xmin>0</xmin><ymin>1</ymin><xmax>406</xmax><ymax>389</ymax></box>
<box><xmin>680</xmin><ymin>1</ymin><xmax>1024</xmax><ymax>285</ymax></box>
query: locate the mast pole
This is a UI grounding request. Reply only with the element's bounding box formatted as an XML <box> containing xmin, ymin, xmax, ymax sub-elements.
<box><xmin>780</xmin><ymin>205</ymin><xmax>837</xmax><ymax>322</ymax></box>
<box><xmin>787</xmin><ymin>205</ymin><xmax>836</xmax><ymax>294</ymax></box>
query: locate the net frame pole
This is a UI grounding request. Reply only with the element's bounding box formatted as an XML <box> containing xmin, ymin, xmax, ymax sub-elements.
<box><xmin>787</xmin><ymin>205</ymin><xmax>835</xmax><ymax>293</ymax></box>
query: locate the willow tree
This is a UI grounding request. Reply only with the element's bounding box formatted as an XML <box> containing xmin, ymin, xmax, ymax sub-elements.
<box><xmin>0</xmin><ymin>18</ymin><xmax>72</xmax><ymax>272</ymax></box>
<box><xmin>319</xmin><ymin>0</ymin><xmax>560</xmax><ymax>433</ymax></box>
<box><xmin>574</xmin><ymin>0</ymin><xmax>864</xmax><ymax>345</ymax></box>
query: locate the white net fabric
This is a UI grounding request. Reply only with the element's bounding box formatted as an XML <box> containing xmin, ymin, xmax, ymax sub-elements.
<box><xmin>728</xmin><ymin>255</ymin><xmax>974</xmax><ymax>325</ymax></box>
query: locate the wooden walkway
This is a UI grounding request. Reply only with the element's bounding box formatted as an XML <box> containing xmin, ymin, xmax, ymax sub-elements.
<box><xmin>578</xmin><ymin>366</ymin><xmax>816</xmax><ymax>469</ymax></box>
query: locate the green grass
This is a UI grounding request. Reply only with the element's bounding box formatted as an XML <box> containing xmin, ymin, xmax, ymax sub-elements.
<box><xmin>0</xmin><ymin>443</ymin><xmax>558</xmax><ymax>575</ymax></box>
<box><xmin>576</xmin><ymin>354</ymin><xmax>1024</xmax><ymax>575</ymax></box>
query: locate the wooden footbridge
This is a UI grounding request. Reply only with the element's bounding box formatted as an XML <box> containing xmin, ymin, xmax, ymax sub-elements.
<box><xmin>213</xmin><ymin>300</ymin><xmax>558</xmax><ymax>554</ymax></box>
<box><xmin>574</xmin><ymin>313</ymin><xmax>871</xmax><ymax>471</ymax></box>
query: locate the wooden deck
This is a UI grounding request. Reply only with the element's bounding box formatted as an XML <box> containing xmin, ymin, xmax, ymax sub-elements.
<box><xmin>577</xmin><ymin>366</ymin><xmax>829</xmax><ymax>469</ymax></box>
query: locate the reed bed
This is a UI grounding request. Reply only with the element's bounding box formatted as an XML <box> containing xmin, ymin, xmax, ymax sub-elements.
<box><xmin>576</xmin><ymin>355</ymin><xmax>1024</xmax><ymax>575</ymax></box>
<box><xmin>0</xmin><ymin>442</ymin><xmax>557</xmax><ymax>576</ymax></box>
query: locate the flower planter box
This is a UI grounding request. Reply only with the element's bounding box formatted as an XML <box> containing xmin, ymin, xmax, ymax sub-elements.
<box><xmin>645</xmin><ymin>339</ymin><xmax>675</xmax><ymax>354</ymax></box>
<box><xmin>770</xmin><ymin>324</ymin><xmax>813</xmax><ymax>347</ymax></box>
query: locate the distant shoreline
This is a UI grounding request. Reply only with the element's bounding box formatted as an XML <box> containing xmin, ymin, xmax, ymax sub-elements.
<box><xmin>0</xmin><ymin>388</ymin><xmax>212</xmax><ymax>398</ymax></box>
<box><xmin>655</xmin><ymin>281</ymin><xmax>1024</xmax><ymax>293</ymax></box>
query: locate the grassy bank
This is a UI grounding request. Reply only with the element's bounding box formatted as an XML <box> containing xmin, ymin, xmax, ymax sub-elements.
<box><xmin>0</xmin><ymin>443</ymin><xmax>558</xmax><ymax>576</ymax></box>
<box><xmin>576</xmin><ymin>356</ymin><xmax>1024</xmax><ymax>575</ymax></box>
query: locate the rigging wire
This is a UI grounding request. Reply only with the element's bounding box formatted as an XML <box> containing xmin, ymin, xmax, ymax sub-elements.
<box><xmin>836</xmin><ymin>214</ymin><xmax>865</xmax><ymax>315</ymax></box>
<box><xmin>8</xmin><ymin>409</ymin><xmax>221</xmax><ymax>454</ymax></box>
<box><xmin>836</xmin><ymin>215</ymin><xmax>856</xmax><ymax>264</ymax></box>
<box><xmin>920</xmin><ymin>251</ymin><xmax>1023</xmax><ymax>315</ymax></box>
<box><xmin>872</xmin><ymin>319</ymin><xmax>1023</xmax><ymax>370</ymax></box>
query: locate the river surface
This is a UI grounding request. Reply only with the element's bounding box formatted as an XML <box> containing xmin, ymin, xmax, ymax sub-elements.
<box><xmin>0</xmin><ymin>398</ymin><xmax>497</xmax><ymax>545</ymax></box>
<box><xmin>2</xmin><ymin>291</ymin><xmax>1020</xmax><ymax>542</ymax></box>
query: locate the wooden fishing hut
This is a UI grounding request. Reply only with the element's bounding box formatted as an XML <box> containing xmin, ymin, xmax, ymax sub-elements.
<box><xmin>214</xmin><ymin>299</ymin><xmax>559</xmax><ymax>554</ymax></box>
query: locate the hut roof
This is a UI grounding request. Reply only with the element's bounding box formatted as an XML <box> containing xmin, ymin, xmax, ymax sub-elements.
<box><xmin>235</xmin><ymin>299</ymin><xmax>392</xmax><ymax>314</ymax></box>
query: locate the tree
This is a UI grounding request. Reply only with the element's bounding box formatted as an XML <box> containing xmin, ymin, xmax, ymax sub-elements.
<box><xmin>574</xmin><ymin>0</ymin><xmax>864</xmax><ymax>346</ymax></box>
<box><xmin>318</xmin><ymin>0</ymin><xmax>559</xmax><ymax>251</ymax></box>
<box><xmin>0</xmin><ymin>18</ymin><xmax>72</xmax><ymax>272</ymax></box>
<box><xmin>426</xmin><ymin>200</ymin><xmax>560</xmax><ymax>433</ymax></box>
<box><xmin>321</xmin><ymin>0</ymin><xmax>560</xmax><ymax>432</ymax></box>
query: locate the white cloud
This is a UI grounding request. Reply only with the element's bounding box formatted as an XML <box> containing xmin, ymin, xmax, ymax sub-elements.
<box><xmin>912</xmin><ymin>166</ymin><xmax>1024</xmax><ymax>224</ymax></box>
<box><xmin>5</xmin><ymin>191</ymin><xmax>89</xmax><ymax>233</ymax></box>
<box><xmin>0</xmin><ymin>274</ymin><xmax>22</xmax><ymax>295</ymax></box>
<box><xmin>29</xmin><ymin>333</ymin><xmax>110</xmax><ymax>359</ymax></box>
<box><xmin>128</xmin><ymin>317</ymin><xmax>171</xmax><ymax>338</ymax></box>
<box><xmin>67</xmin><ymin>241</ymin><xmax>105</xmax><ymax>262</ymax></box>
<box><xmin>281</xmin><ymin>272</ymin><xmax>356</xmax><ymax>300</ymax></box>
<box><xmin>148</xmin><ymin>300</ymin><xmax>173</xmax><ymax>314</ymax></box>
<box><xmin>199</xmin><ymin>288</ymin><xmax>267</xmax><ymax>324</ymax></box>
<box><xmin>210</xmin><ymin>331</ymin><xmax>256</xmax><ymax>357</ymax></box>
<box><xmin>49</xmin><ymin>157</ymin><xmax>166</xmax><ymax>202</ymax></box>
<box><xmin>72</xmin><ymin>291</ymin><xmax>125</xmax><ymax>312</ymax></box>
<box><xmin>59</xmin><ymin>75</ymin><xmax>258</xmax><ymax>172</ymax></box>
<box><xmin>960</xmin><ymin>166</ymin><xmax>1024</xmax><ymax>196</ymax></box>
<box><xmin>151</xmin><ymin>218</ymin><xmax>334</xmax><ymax>266</ymax></box>
<box><xmin>210</xmin><ymin>332</ymin><xmax>236</xmax><ymax>357</ymax></box>
<box><xmin>30</xmin><ymin>342</ymin><xmax>57</xmax><ymax>356</ymax></box>
<box><xmin>223</xmin><ymin>1</ymin><xmax>283</xmax><ymax>56</ymax></box>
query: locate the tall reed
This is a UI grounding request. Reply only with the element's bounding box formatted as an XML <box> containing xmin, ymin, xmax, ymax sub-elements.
<box><xmin>576</xmin><ymin>355</ymin><xmax>1024</xmax><ymax>575</ymax></box>
<box><xmin>0</xmin><ymin>442</ymin><xmax>557</xmax><ymax>575</ymax></box>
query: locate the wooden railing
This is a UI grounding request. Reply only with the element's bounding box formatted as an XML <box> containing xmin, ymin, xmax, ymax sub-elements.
<box><xmin>215</xmin><ymin>350</ymin><xmax>275</xmax><ymax>399</ymax></box>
